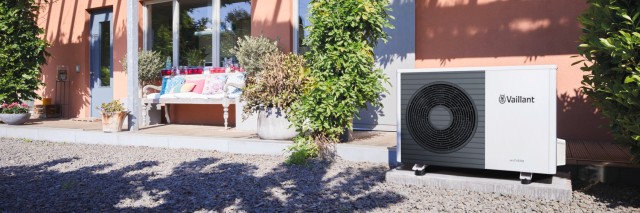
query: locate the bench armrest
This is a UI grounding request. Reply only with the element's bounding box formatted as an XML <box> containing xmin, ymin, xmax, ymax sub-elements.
<box><xmin>142</xmin><ymin>85</ymin><xmax>162</xmax><ymax>96</ymax></box>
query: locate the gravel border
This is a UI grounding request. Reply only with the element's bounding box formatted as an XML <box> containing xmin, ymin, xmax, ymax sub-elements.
<box><xmin>1</xmin><ymin>137</ymin><xmax>639</xmax><ymax>212</ymax></box>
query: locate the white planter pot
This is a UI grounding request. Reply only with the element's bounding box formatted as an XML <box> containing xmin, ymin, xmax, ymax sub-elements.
<box><xmin>257</xmin><ymin>107</ymin><xmax>297</xmax><ymax>140</ymax></box>
<box><xmin>0</xmin><ymin>113</ymin><xmax>30</xmax><ymax>125</ymax></box>
<box><xmin>100</xmin><ymin>111</ymin><xmax>129</xmax><ymax>132</ymax></box>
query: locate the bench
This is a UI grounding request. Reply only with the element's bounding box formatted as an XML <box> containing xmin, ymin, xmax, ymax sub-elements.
<box><xmin>141</xmin><ymin>73</ymin><xmax>245</xmax><ymax>129</ymax></box>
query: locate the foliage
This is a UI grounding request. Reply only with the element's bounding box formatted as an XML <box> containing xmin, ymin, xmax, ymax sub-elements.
<box><xmin>241</xmin><ymin>52</ymin><xmax>308</xmax><ymax>119</ymax></box>
<box><xmin>121</xmin><ymin>50</ymin><xmax>165</xmax><ymax>87</ymax></box>
<box><xmin>0</xmin><ymin>102</ymin><xmax>29</xmax><ymax>114</ymax></box>
<box><xmin>287</xmin><ymin>0</ymin><xmax>393</xmax><ymax>157</ymax></box>
<box><xmin>185</xmin><ymin>48</ymin><xmax>207</xmax><ymax>67</ymax></box>
<box><xmin>0</xmin><ymin>0</ymin><xmax>49</xmax><ymax>103</ymax></box>
<box><xmin>231</xmin><ymin>35</ymin><xmax>279</xmax><ymax>75</ymax></box>
<box><xmin>285</xmin><ymin>136</ymin><xmax>320</xmax><ymax>165</ymax></box>
<box><xmin>576</xmin><ymin>0</ymin><xmax>640</xmax><ymax>162</ymax></box>
<box><xmin>96</xmin><ymin>100</ymin><xmax>126</xmax><ymax>114</ymax></box>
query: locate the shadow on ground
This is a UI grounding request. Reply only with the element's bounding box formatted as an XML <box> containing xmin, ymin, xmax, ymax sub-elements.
<box><xmin>572</xmin><ymin>180</ymin><xmax>640</xmax><ymax>209</ymax></box>
<box><xmin>0</xmin><ymin>157</ymin><xmax>404</xmax><ymax>211</ymax></box>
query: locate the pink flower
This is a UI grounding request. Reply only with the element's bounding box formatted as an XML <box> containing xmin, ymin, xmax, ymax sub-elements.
<box><xmin>21</xmin><ymin>103</ymin><xmax>28</xmax><ymax>108</ymax></box>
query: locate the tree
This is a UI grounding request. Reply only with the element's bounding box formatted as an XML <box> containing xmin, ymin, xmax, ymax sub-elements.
<box><xmin>0</xmin><ymin>0</ymin><xmax>49</xmax><ymax>103</ymax></box>
<box><xmin>576</xmin><ymin>0</ymin><xmax>640</xmax><ymax>162</ymax></box>
<box><xmin>287</xmin><ymin>0</ymin><xmax>393</xmax><ymax>159</ymax></box>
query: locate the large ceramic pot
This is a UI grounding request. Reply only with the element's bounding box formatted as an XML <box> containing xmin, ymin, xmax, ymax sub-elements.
<box><xmin>257</xmin><ymin>107</ymin><xmax>297</xmax><ymax>140</ymax></box>
<box><xmin>100</xmin><ymin>111</ymin><xmax>129</xmax><ymax>132</ymax></box>
<box><xmin>0</xmin><ymin>113</ymin><xmax>31</xmax><ymax>125</ymax></box>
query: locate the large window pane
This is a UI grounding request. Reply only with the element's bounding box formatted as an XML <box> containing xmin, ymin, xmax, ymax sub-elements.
<box><xmin>220</xmin><ymin>0</ymin><xmax>251</xmax><ymax>67</ymax></box>
<box><xmin>150</xmin><ymin>2</ymin><xmax>173</xmax><ymax>61</ymax></box>
<box><xmin>297</xmin><ymin>0</ymin><xmax>311</xmax><ymax>54</ymax></box>
<box><xmin>180</xmin><ymin>0</ymin><xmax>213</xmax><ymax>66</ymax></box>
<box><xmin>100</xmin><ymin>21</ymin><xmax>111</xmax><ymax>87</ymax></box>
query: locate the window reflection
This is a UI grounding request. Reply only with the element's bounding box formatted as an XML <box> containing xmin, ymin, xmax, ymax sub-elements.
<box><xmin>180</xmin><ymin>0</ymin><xmax>213</xmax><ymax>67</ymax></box>
<box><xmin>100</xmin><ymin>21</ymin><xmax>111</xmax><ymax>87</ymax></box>
<box><xmin>298</xmin><ymin>0</ymin><xmax>311</xmax><ymax>54</ymax></box>
<box><xmin>220</xmin><ymin>0</ymin><xmax>251</xmax><ymax>66</ymax></box>
<box><xmin>150</xmin><ymin>2</ymin><xmax>173</xmax><ymax>60</ymax></box>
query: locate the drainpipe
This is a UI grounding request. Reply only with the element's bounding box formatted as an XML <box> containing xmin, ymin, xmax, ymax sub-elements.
<box><xmin>127</xmin><ymin>0</ymin><xmax>140</xmax><ymax>131</ymax></box>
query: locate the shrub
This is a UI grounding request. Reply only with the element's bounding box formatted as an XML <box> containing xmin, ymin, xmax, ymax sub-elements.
<box><xmin>96</xmin><ymin>100</ymin><xmax>126</xmax><ymax>114</ymax></box>
<box><xmin>576</xmin><ymin>0</ymin><xmax>640</xmax><ymax>162</ymax></box>
<box><xmin>0</xmin><ymin>0</ymin><xmax>49</xmax><ymax>103</ymax></box>
<box><xmin>241</xmin><ymin>52</ymin><xmax>308</xmax><ymax>119</ymax></box>
<box><xmin>230</xmin><ymin>35</ymin><xmax>279</xmax><ymax>75</ymax></box>
<box><xmin>287</xmin><ymin>0</ymin><xmax>393</xmax><ymax>158</ymax></box>
<box><xmin>122</xmin><ymin>50</ymin><xmax>165</xmax><ymax>87</ymax></box>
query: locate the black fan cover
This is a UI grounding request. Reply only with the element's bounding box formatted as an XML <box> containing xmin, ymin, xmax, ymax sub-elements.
<box><xmin>406</xmin><ymin>82</ymin><xmax>478</xmax><ymax>153</ymax></box>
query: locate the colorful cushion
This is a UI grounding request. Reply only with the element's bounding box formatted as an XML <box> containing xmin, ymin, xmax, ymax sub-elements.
<box><xmin>159</xmin><ymin>77</ymin><xmax>169</xmax><ymax>95</ymax></box>
<box><xmin>186</xmin><ymin>79</ymin><xmax>205</xmax><ymax>94</ymax></box>
<box><xmin>202</xmin><ymin>74</ymin><xmax>227</xmax><ymax>95</ymax></box>
<box><xmin>164</xmin><ymin>76</ymin><xmax>185</xmax><ymax>94</ymax></box>
<box><xmin>180</xmin><ymin>83</ymin><xmax>196</xmax><ymax>93</ymax></box>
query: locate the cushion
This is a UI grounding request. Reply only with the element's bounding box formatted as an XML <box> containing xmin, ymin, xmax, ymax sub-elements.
<box><xmin>205</xmin><ymin>93</ymin><xmax>225</xmax><ymax>99</ymax></box>
<box><xmin>227</xmin><ymin>72</ymin><xmax>245</xmax><ymax>85</ymax></box>
<box><xmin>202</xmin><ymin>74</ymin><xmax>227</xmax><ymax>95</ymax></box>
<box><xmin>159</xmin><ymin>93</ymin><xmax>176</xmax><ymax>99</ymax></box>
<box><xmin>159</xmin><ymin>77</ymin><xmax>169</xmax><ymax>95</ymax></box>
<box><xmin>146</xmin><ymin>93</ymin><xmax>161</xmax><ymax>99</ymax></box>
<box><xmin>180</xmin><ymin>83</ymin><xmax>196</xmax><ymax>93</ymax></box>
<box><xmin>186</xmin><ymin>79</ymin><xmax>205</xmax><ymax>94</ymax></box>
<box><xmin>170</xmin><ymin>82</ymin><xmax>184</xmax><ymax>93</ymax></box>
<box><xmin>164</xmin><ymin>76</ymin><xmax>185</xmax><ymax>94</ymax></box>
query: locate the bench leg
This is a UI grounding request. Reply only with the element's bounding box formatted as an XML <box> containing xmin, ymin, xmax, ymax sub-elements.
<box><xmin>164</xmin><ymin>104</ymin><xmax>171</xmax><ymax>124</ymax></box>
<box><xmin>142</xmin><ymin>103</ymin><xmax>149</xmax><ymax>127</ymax></box>
<box><xmin>223</xmin><ymin>103</ymin><xmax>229</xmax><ymax>129</ymax></box>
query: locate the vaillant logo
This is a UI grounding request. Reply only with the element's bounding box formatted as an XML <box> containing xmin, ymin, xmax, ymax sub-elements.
<box><xmin>499</xmin><ymin>94</ymin><xmax>535</xmax><ymax>104</ymax></box>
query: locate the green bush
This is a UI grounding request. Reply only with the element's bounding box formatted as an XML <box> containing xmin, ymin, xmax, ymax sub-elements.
<box><xmin>287</xmin><ymin>0</ymin><xmax>393</xmax><ymax>158</ymax></box>
<box><xmin>576</xmin><ymin>0</ymin><xmax>640</xmax><ymax>162</ymax></box>
<box><xmin>0</xmin><ymin>0</ymin><xmax>49</xmax><ymax>103</ymax></box>
<box><xmin>122</xmin><ymin>50</ymin><xmax>165</xmax><ymax>87</ymax></box>
<box><xmin>231</xmin><ymin>35</ymin><xmax>279</xmax><ymax>75</ymax></box>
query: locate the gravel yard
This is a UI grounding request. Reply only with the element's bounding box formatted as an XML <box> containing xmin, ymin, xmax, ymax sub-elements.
<box><xmin>1</xmin><ymin>137</ymin><xmax>639</xmax><ymax>212</ymax></box>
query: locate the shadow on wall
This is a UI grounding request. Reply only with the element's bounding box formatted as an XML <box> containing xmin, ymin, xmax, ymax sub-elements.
<box><xmin>0</xmin><ymin>157</ymin><xmax>404</xmax><ymax>211</ymax></box>
<box><xmin>557</xmin><ymin>89</ymin><xmax>611</xmax><ymax>141</ymax></box>
<box><xmin>417</xmin><ymin>0</ymin><xmax>587</xmax><ymax>64</ymax></box>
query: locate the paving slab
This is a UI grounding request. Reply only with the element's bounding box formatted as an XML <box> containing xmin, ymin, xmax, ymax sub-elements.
<box><xmin>386</xmin><ymin>167</ymin><xmax>572</xmax><ymax>203</ymax></box>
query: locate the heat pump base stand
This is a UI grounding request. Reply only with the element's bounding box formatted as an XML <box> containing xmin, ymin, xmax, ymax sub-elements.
<box><xmin>520</xmin><ymin>172</ymin><xmax>533</xmax><ymax>184</ymax></box>
<box><xmin>412</xmin><ymin>164</ymin><xmax>427</xmax><ymax>176</ymax></box>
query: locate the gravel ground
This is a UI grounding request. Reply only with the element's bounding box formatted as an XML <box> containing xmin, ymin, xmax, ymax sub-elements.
<box><xmin>1</xmin><ymin>137</ymin><xmax>639</xmax><ymax>212</ymax></box>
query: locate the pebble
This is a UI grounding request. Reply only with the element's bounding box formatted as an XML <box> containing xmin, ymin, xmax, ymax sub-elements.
<box><xmin>0</xmin><ymin>137</ymin><xmax>639</xmax><ymax>212</ymax></box>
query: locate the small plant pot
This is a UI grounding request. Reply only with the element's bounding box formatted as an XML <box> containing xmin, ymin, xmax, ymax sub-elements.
<box><xmin>0</xmin><ymin>113</ymin><xmax>31</xmax><ymax>125</ymax></box>
<box><xmin>100</xmin><ymin>111</ymin><xmax>129</xmax><ymax>132</ymax></box>
<box><xmin>257</xmin><ymin>107</ymin><xmax>297</xmax><ymax>140</ymax></box>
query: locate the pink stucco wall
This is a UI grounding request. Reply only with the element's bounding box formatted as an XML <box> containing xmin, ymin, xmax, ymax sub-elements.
<box><xmin>37</xmin><ymin>0</ymin><xmax>142</xmax><ymax>118</ymax></box>
<box><xmin>415</xmin><ymin>0</ymin><xmax>611</xmax><ymax>140</ymax></box>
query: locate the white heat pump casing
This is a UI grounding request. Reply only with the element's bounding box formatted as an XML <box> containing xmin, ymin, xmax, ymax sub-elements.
<box><xmin>397</xmin><ymin>65</ymin><xmax>557</xmax><ymax>175</ymax></box>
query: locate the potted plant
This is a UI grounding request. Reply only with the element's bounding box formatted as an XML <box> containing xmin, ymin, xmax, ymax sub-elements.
<box><xmin>97</xmin><ymin>100</ymin><xmax>129</xmax><ymax>132</ymax></box>
<box><xmin>0</xmin><ymin>102</ymin><xmax>31</xmax><ymax>125</ymax></box>
<box><xmin>241</xmin><ymin>52</ymin><xmax>308</xmax><ymax>140</ymax></box>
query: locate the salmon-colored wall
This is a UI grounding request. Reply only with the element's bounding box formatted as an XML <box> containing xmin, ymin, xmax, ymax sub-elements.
<box><xmin>37</xmin><ymin>0</ymin><xmax>142</xmax><ymax>118</ymax></box>
<box><xmin>415</xmin><ymin>0</ymin><xmax>610</xmax><ymax>140</ymax></box>
<box><xmin>251</xmin><ymin>0</ymin><xmax>293</xmax><ymax>52</ymax></box>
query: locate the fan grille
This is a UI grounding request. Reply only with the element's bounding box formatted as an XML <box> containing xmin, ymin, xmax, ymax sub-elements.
<box><xmin>406</xmin><ymin>82</ymin><xmax>478</xmax><ymax>153</ymax></box>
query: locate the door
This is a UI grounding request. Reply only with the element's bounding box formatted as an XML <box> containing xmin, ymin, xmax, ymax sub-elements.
<box><xmin>90</xmin><ymin>10</ymin><xmax>113</xmax><ymax>118</ymax></box>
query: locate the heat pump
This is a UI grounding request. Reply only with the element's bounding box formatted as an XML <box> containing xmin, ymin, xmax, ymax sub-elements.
<box><xmin>397</xmin><ymin>65</ymin><xmax>562</xmax><ymax>183</ymax></box>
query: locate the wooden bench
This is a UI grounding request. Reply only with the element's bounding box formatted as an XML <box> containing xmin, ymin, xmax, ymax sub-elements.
<box><xmin>141</xmin><ymin>73</ymin><xmax>244</xmax><ymax>129</ymax></box>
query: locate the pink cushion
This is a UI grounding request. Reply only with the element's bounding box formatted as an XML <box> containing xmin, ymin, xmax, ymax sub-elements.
<box><xmin>186</xmin><ymin>79</ymin><xmax>206</xmax><ymax>94</ymax></box>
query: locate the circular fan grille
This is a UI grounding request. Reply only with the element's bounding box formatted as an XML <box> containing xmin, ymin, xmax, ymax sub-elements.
<box><xmin>406</xmin><ymin>82</ymin><xmax>478</xmax><ymax>153</ymax></box>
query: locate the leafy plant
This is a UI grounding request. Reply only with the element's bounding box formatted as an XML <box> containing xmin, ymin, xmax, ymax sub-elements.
<box><xmin>287</xmin><ymin>0</ymin><xmax>393</xmax><ymax>158</ymax></box>
<box><xmin>121</xmin><ymin>50</ymin><xmax>165</xmax><ymax>87</ymax></box>
<box><xmin>0</xmin><ymin>102</ymin><xmax>29</xmax><ymax>114</ymax></box>
<box><xmin>285</xmin><ymin>136</ymin><xmax>319</xmax><ymax>165</ymax></box>
<box><xmin>96</xmin><ymin>100</ymin><xmax>126</xmax><ymax>114</ymax></box>
<box><xmin>241</xmin><ymin>52</ymin><xmax>308</xmax><ymax>119</ymax></box>
<box><xmin>0</xmin><ymin>0</ymin><xmax>49</xmax><ymax>103</ymax></box>
<box><xmin>185</xmin><ymin>48</ymin><xmax>208</xmax><ymax>67</ymax></box>
<box><xmin>230</xmin><ymin>35</ymin><xmax>279</xmax><ymax>75</ymax></box>
<box><xmin>576</xmin><ymin>0</ymin><xmax>640</xmax><ymax>162</ymax></box>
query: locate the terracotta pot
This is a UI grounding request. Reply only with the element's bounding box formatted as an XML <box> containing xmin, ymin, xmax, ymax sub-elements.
<box><xmin>100</xmin><ymin>111</ymin><xmax>129</xmax><ymax>132</ymax></box>
<box><xmin>257</xmin><ymin>107</ymin><xmax>297</xmax><ymax>140</ymax></box>
<box><xmin>0</xmin><ymin>113</ymin><xmax>30</xmax><ymax>125</ymax></box>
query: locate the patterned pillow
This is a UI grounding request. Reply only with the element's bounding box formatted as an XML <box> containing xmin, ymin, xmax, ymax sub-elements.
<box><xmin>202</xmin><ymin>74</ymin><xmax>227</xmax><ymax>95</ymax></box>
<box><xmin>180</xmin><ymin>83</ymin><xmax>196</xmax><ymax>93</ymax></box>
<box><xmin>163</xmin><ymin>76</ymin><xmax>185</xmax><ymax>94</ymax></box>
<box><xmin>159</xmin><ymin>77</ymin><xmax>169</xmax><ymax>95</ymax></box>
<box><xmin>226</xmin><ymin>72</ymin><xmax>245</xmax><ymax>98</ymax></box>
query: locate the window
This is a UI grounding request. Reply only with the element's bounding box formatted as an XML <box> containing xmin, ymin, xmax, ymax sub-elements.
<box><xmin>293</xmin><ymin>0</ymin><xmax>311</xmax><ymax>54</ymax></box>
<box><xmin>144</xmin><ymin>0</ymin><xmax>251</xmax><ymax>67</ymax></box>
<box><xmin>100</xmin><ymin>21</ymin><xmax>111</xmax><ymax>87</ymax></box>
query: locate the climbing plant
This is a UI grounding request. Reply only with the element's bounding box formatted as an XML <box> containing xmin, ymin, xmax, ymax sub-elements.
<box><xmin>576</xmin><ymin>0</ymin><xmax>640</xmax><ymax>162</ymax></box>
<box><xmin>0</xmin><ymin>0</ymin><xmax>49</xmax><ymax>103</ymax></box>
<box><xmin>287</xmin><ymin>0</ymin><xmax>393</xmax><ymax>161</ymax></box>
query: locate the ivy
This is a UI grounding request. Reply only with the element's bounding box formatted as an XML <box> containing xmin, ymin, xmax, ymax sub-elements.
<box><xmin>0</xmin><ymin>0</ymin><xmax>49</xmax><ymax>103</ymax></box>
<box><xmin>576</xmin><ymin>0</ymin><xmax>640</xmax><ymax>162</ymax></box>
<box><xmin>288</xmin><ymin>0</ymin><xmax>393</xmax><ymax>157</ymax></box>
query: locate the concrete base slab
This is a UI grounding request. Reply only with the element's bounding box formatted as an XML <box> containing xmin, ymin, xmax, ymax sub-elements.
<box><xmin>386</xmin><ymin>167</ymin><xmax>572</xmax><ymax>203</ymax></box>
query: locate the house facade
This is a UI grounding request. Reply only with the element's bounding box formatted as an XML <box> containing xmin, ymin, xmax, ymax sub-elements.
<box><xmin>36</xmin><ymin>0</ymin><xmax>610</xmax><ymax>141</ymax></box>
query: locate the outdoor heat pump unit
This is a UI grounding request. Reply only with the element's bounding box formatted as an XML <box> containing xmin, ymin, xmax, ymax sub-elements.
<box><xmin>397</xmin><ymin>65</ymin><xmax>564</xmax><ymax>184</ymax></box>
